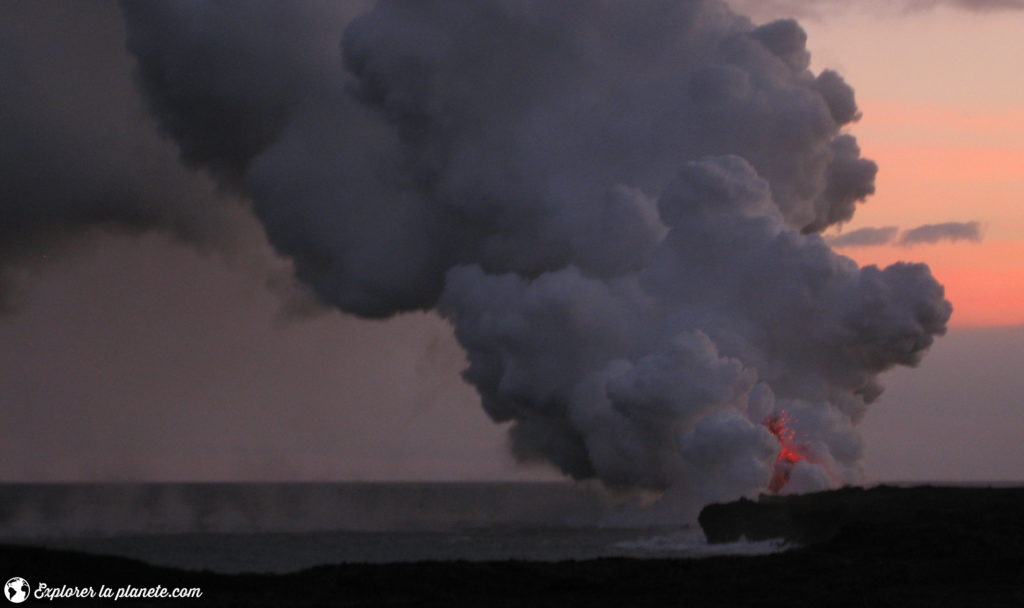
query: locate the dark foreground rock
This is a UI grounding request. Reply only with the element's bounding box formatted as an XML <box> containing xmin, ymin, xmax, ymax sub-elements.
<box><xmin>699</xmin><ymin>484</ymin><xmax>1024</xmax><ymax>546</ymax></box>
<box><xmin>3</xmin><ymin>485</ymin><xmax>1023</xmax><ymax>607</ymax></box>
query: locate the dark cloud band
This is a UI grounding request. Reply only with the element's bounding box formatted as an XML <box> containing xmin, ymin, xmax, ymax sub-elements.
<box><xmin>900</xmin><ymin>221</ymin><xmax>983</xmax><ymax>246</ymax></box>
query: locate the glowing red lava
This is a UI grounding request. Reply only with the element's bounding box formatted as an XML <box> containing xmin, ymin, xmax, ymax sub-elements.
<box><xmin>763</xmin><ymin>411</ymin><xmax>807</xmax><ymax>493</ymax></box>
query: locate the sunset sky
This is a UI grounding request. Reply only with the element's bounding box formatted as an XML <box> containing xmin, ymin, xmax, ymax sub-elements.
<box><xmin>770</xmin><ymin>2</ymin><xmax>1024</xmax><ymax>479</ymax></box>
<box><xmin>1</xmin><ymin>1</ymin><xmax>1021</xmax><ymax>485</ymax></box>
<box><xmin>797</xmin><ymin>4</ymin><xmax>1024</xmax><ymax>327</ymax></box>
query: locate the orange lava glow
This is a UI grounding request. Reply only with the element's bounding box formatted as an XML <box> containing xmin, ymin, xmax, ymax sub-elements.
<box><xmin>763</xmin><ymin>411</ymin><xmax>807</xmax><ymax>493</ymax></box>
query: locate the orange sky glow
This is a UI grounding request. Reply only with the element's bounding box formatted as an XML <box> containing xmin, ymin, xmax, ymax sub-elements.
<box><xmin>833</xmin><ymin>99</ymin><xmax>1024</xmax><ymax>327</ymax></box>
<box><xmin>805</xmin><ymin>9</ymin><xmax>1024</xmax><ymax>328</ymax></box>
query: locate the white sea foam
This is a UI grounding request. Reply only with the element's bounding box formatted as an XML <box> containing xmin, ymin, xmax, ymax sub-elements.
<box><xmin>613</xmin><ymin>531</ymin><xmax>787</xmax><ymax>558</ymax></box>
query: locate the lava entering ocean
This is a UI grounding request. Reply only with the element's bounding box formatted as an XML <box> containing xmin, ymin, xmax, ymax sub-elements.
<box><xmin>763</xmin><ymin>412</ymin><xmax>808</xmax><ymax>493</ymax></box>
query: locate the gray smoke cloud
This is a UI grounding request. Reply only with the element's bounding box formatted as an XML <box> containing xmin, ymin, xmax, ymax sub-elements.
<box><xmin>899</xmin><ymin>221</ymin><xmax>983</xmax><ymax>246</ymax></box>
<box><xmin>10</xmin><ymin>0</ymin><xmax>945</xmax><ymax>503</ymax></box>
<box><xmin>122</xmin><ymin>1</ymin><xmax>878</xmax><ymax>316</ymax></box>
<box><xmin>0</xmin><ymin>1</ymin><xmax>243</xmax><ymax>312</ymax></box>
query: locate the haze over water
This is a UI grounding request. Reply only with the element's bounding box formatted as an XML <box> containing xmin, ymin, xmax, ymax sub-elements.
<box><xmin>0</xmin><ymin>482</ymin><xmax>785</xmax><ymax>572</ymax></box>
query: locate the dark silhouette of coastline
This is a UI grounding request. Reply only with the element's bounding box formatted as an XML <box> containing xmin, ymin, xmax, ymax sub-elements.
<box><xmin>3</xmin><ymin>485</ymin><xmax>1022</xmax><ymax>606</ymax></box>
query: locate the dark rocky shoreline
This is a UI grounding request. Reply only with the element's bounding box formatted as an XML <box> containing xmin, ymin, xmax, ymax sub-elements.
<box><xmin>3</xmin><ymin>485</ymin><xmax>1023</xmax><ymax>607</ymax></box>
<box><xmin>700</xmin><ymin>484</ymin><xmax>1024</xmax><ymax>546</ymax></box>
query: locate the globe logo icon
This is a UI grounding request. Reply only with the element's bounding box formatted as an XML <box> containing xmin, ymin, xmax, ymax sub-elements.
<box><xmin>4</xmin><ymin>578</ymin><xmax>29</xmax><ymax>604</ymax></box>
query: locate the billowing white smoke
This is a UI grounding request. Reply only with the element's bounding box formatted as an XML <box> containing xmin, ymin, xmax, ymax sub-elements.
<box><xmin>118</xmin><ymin>0</ymin><xmax>951</xmax><ymax>503</ymax></box>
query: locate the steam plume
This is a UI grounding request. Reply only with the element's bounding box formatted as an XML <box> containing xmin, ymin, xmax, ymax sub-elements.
<box><xmin>0</xmin><ymin>2</ymin><xmax>237</xmax><ymax>312</ymax></box>
<box><xmin>112</xmin><ymin>0</ymin><xmax>951</xmax><ymax>501</ymax></box>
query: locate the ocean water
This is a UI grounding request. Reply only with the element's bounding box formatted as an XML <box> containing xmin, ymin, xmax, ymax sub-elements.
<box><xmin>0</xmin><ymin>482</ymin><xmax>784</xmax><ymax>573</ymax></box>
